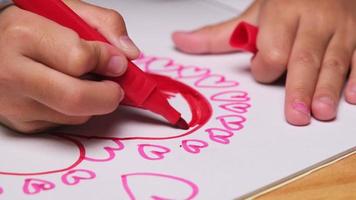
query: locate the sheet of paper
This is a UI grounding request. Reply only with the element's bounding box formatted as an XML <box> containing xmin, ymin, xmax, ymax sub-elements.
<box><xmin>0</xmin><ymin>1</ymin><xmax>355</xmax><ymax>199</ymax></box>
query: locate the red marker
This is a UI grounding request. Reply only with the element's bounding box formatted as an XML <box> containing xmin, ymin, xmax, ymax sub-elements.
<box><xmin>230</xmin><ymin>21</ymin><xmax>258</xmax><ymax>54</ymax></box>
<box><xmin>13</xmin><ymin>0</ymin><xmax>189</xmax><ymax>130</ymax></box>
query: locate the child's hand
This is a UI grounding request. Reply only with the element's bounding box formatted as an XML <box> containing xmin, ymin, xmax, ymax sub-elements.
<box><xmin>172</xmin><ymin>0</ymin><xmax>356</xmax><ymax>126</ymax></box>
<box><xmin>0</xmin><ymin>1</ymin><xmax>139</xmax><ymax>133</ymax></box>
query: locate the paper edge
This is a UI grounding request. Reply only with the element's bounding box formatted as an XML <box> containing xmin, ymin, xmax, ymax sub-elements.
<box><xmin>234</xmin><ymin>146</ymin><xmax>356</xmax><ymax>200</ymax></box>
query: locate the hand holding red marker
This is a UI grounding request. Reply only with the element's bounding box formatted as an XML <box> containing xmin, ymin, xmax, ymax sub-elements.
<box><xmin>13</xmin><ymin>0</ymin><xmax>189</xmax><ymax>130</ymax></box>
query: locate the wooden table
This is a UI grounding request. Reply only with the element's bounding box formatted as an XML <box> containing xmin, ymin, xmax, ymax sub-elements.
<box><xmin>257</xmin><ymin>153</ymin><xmax>356</xmax><ymax>200</ymax></box>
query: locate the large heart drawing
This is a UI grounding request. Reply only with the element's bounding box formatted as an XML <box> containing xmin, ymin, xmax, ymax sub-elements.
<box><xmin>216</xmin><ymin>115</ymin><xmax>246</xmax><ymax>131</ymax></box>
<box><xmin>61</xmin><ymin>169</ymin><xmax>96</xmax><ymax>186</ymax></box>
<box><xmin>121</xmin><ymin>172</ymin><xmax>198</xmax><ymax>200</ymax></box>
<box><xmin>84</xmin><ymin>139</ymin><xmax>124</xmax><ymax>162</ymax></box>
<box><xmin>195</xmin><ymin>75</ymin><xmax>239</xmax><ymax>88</ymax></box>
<box><xmin>138</xmin><ymin>144</ymin><xmax>171</xmax><ymax>161</ymax></box>
<box><xmin>210</xmin><ymin>90</ymin><xmax>250</xmax><ymax>102</ymax></box>
<box><xmin>181</xmin><ymin>139</ymin><xmax>209</xmax><ymax>154</ymax></box>
<box><xmin>23</xmin><ymin>178</ymin><xmax>55</xmax><ymax>195</ymax></box>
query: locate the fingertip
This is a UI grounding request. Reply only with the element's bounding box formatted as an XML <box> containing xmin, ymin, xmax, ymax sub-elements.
<box><xmin>250</xmin><ymin>53</ymin><xmax>285</xmax><ymax>83</ymax></box>
<box><xmin>113</xmin><ymin>36</ymin><xmax>141</xmax><ymax>59</ymax></box>
<box><xmin>172</xmin><ymin>31</ymin><xmax>208</xmax><ymax>54</ymax></box>
<box><xmin>105</xmin><ymin>55</ymin><xmax>128</xmax><ymax>76</ymax></box>
<box><xmin>345</xmin><ymin>83</ymin><xmax>356</xmax><ymax>104</ymax></box>
<box><xmin>286</xmin><ymin>101</ymin><xmax>311</xmax><ymax>126</ymax></box>
<box><xmin>312</xmin><ymin>96</ymin><xmax>336</xmax><ymax>121</ymax></box>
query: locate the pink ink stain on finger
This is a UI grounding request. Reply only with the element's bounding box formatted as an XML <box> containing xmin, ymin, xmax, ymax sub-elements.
<box><xmin>219</xmin><ymin>102</ymin><xmax>251</xmax><ymax>114</ymax></box>
<box><xmin>177</xmin><ymin>66</ymin><xmax>211</xmax><ymax>79</ymax></box>
<box><xmin>138</xmin><ymin>144</ymin><xmax>171</xmax><ymax>161</ymax></box>
<box><xmin>195</xmin><ymin>74</ymin><xmax>239</xmax><ymax>88</ymax></box>
<box><xmin>181</xmin><ymin>139</ymin><xmax>209</xmax><ymax>154</ymax></box>
<box><xmin>61</xmin><ymin>169</ymin><xmax>96</xmax><ymax>186</ymax></box>
<box><xmin>121</xmin><ymin>172</ymin><xmax>199</xmax><ymax>200</ymax></box>
<box><xmin>84</xmin><ymin>139</ymin><xmax>124</xmax><ymax>162</ymax></box>
<box><xmin>206</xmin><ymin>128</ymin><xmax>234</xmax><ymax>144</ymax></box>
<box><xmin>211</xmin><ymin>90</ymin><xmax>250</xmax><ymax>102</ymax></box>
<box><xmin>217</xmin><ymin>115</ymin><xmax>246</xmax><ymax>131</ymax></box>
<box><xmin>23</xmin><ymin>178</ymin><xmax>55</xmax><ymax>195</ymax></box>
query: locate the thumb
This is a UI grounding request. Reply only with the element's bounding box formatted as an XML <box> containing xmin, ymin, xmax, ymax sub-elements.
<box><xmin>172</xmin><ymin>0</ymin><xmax>262</xmax><ymax>54</ymax></box>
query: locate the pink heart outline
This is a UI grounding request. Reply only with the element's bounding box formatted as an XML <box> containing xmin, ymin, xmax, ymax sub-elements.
<box><xmin>210</xmin><ymin>90</ymin><xmax>250</xmax><ymax>102</ymax></box>
<box><xmin>206</xmin><ymin>128</ymin><xmax>234</xmax><ymax>144</ymax></box>
<box><xmin>84</xmin><ymin>139</ymin><xmax>124</xmax><ymax>162</ymax></box>
<box><xmin>177</xmin><ymin>66</ymin><xmax>211</xmax><ymax>79</ymax></box>
<box><xmin>219</xmin><ymin>102</ymin><xmax>251</xmax><ymax>114</ymax></box>
<box><xmin>144</xmin><ymin>57</ymin><xmax>183</xmax><ymax>73</ymax></box>
<box><xmin>138</xmin><ymin>144</ymin><xmax>171</xmax><ymax>161</ymax></box>
<box><xmin>181</xmin><ymin>139</ymin><xmax>209</xmax><ymax>154</ymax></box>
<box><xmin>217</xmin><ymin>114</ymin><xmax>246</xmax><ymax>131</ymax></box>
<box><xmin>121</xmin><ymin>172</ymin><xmax>199</xmax><ymax>200</ymax></box>
<box><xmin>61</xmin><ymin>169</ymin><xmax>96</xmax><ymax>186</ymax></box>
<box><xmin>195</xmin><ymin>74</ymin><xmax>239</xmax><ymax>88</ymax></box>
<box><xmin>23</xmin><ymin>178</ymin><xmax>55</xmax><ymax>195</ymax></box>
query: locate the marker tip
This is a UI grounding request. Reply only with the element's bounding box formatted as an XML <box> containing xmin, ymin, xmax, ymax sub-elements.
<box><xmin>175</xmin><ymin>118</ymin><xmax>189</xmax><ymax>130</ymax></box>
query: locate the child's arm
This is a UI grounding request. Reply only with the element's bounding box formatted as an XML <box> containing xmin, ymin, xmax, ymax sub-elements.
<box><xmin>0</xmin><ymin>0</ymin><xmax>139</xmax><ymax>133</ymax></box>
<box><xmin>172</xmin><ymin>0</ymin><xmax>356</xmax><ymax>126</ymax></box>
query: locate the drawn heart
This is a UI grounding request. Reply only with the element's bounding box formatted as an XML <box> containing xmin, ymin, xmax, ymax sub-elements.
<box><xmin>177</xmin><ymin>66</ymin><xmax>210</xmax><ymax>79</ymax></box>
<box><xmin>206</xmin><ymin>128</ymin><xmax>234</xmax><ymax>144</ymax></box>
<box><xmin>23</xmin><ymin>178</ymin><xmax>55</xmax><ymax>195</ymax></box>
<box><xmin>217</xmin><ymin>115</ymin><xmax>246</xmax><ymax>131</ymax></box>
<box><xmin>144</xmin><ymin>57</ymin><xmax>182</xmax><ymax>73</ymax></box>
<box><xmin>181</xmin><ymin>139</ymin><xmax>209</xmax><ymax>154</ymax></box>
<box><xmin>219</xmin><ymin>102</ymin><xmax>251</xmax><ymax>114</ymax></box>
<box><xmin>61</xmin><ymin>169</ymin><xmax>96</xmax><ymax>186</ymax></box>
<box><xmin>210</xmin><ymin>90</ymin><xmax>250</xmax><ymax>102</ymax></box>
<box><xmin>138</xmin><ymin>144</ymin><xmax>171</xmax><ymax>161</ymax></box>
<box><xmin>84</xmin><ymin>139</ymin><xmax>124</xmax><ymax>162</ymax></box>
<box><xmin>195</xmin><ymin>74</ymin><xmax>239</xmax><ymax>88</ymax></box>
<box><xmin>121</xmin><ymin>172</ymin><xmax>199</xmax><ymax>200</ymax></box>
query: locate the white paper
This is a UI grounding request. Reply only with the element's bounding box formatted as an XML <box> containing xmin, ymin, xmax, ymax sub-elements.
<box><xmin>0</xmin><ymin>1</ymin><xmax>355</xmax><ymax>199</ymax></box>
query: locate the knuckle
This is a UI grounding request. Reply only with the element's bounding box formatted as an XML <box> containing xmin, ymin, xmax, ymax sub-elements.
<box><xmin>67</xmin><ymin>42</ymin><xmax>94</xmax><ymax>76</ymax></box>
<box><xmin>102</xmin><ymin>9</ymin><xmax>125</xmax><ymax>27</ymax></box>
<box><xmin>293</xmin><ymin>51</ymin><xmax>320</xmax><ymax>69</ymax></box>
<box><xmin>323</xmin><ymin>58</ymin><xmax>348</xmax><ymax>77</ymax></box>
<box><xmin>2</xmin><ymin>22</ymin><xmax>33</xmax><ymax>42</ymax></box>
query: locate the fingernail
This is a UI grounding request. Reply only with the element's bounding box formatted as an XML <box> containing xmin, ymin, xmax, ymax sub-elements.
<box><xmin>292</xmin><ymin>101</ymin><xmax>311</xmax><ymax>116</ymax></box>
<box><xmin>117</xmin><ymin>36</ymin><xmax>140</xmax><ymax>53</ymax></box>
<box><xmin>118</xmin><ymin>86</ymin><xmax>125</xmax><ymax>103</ymax></box>
<box><xmin>107</xmin><ymin>56</ymin><xmax>127</xmax><ymax>76</ymax></box>
<box><xmin>346</xmin><ymin>83</ymin><xmax>356</xmax><ymax>103</ymax></box>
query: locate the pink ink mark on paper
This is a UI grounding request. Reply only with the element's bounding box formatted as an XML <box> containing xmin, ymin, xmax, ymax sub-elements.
<box><xmin>144</xmin><ymin>57</ymin><xmax>182</xmax><ymax>73</ymax></box>
<box><xmin>177</xmin><ymin>66</ymin><xmax>211</xmax><ymax>79</ymax></box>
<box><xmin>217</xmin><ymin>115</ymin><xmax>246</xmax><ymax>131</ymax></box>
<box><xmin>181</xmin><ymin>139</ymin><xmax>209</xmax><ymax>154</ymax></box>
<box><xmin>23</xmin><ymin>178</ymin><xmax>55</xmax><ymax>195</ymax></box>
<box><xmin>0</xmin><ymin>187</ymin><xmax>3</xmax><ymax>194</ymax></box>
<box><xmin>206</xmin><ymin>128</ymin><xmax>234</xmax><ymax>144</ymax></box>
<box><xmin>84</xmin><ymin>139</ymin><xmax>124</xmax><ymax>162</ymax></box>
<box><xmin>219</xmin><ymin>102</ymin><xmax>251</xmax><ymax>114</ymax></box>
<box><xmin>138</xmin><ymin>144</ymin><xmax>171</xmax><ymax>161</ymax></box>
<box><xmin>121</xmin><ymin>172</ymin><xmax>199</xmax><ymax>200</ymax></box>
<box><xmin>61</xmin><ymin>169</ymin><xmax>96</xmax><ymax>186</ymax></box>
<box><xmin>210</xmin><ymin>90</ymin><xmax>250</xmax><ymax>102</ymax></box>
<box><xmin>195</xmin><ymin>74</ymin><xmax>239</xmax><ymax>88</ymax></box>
